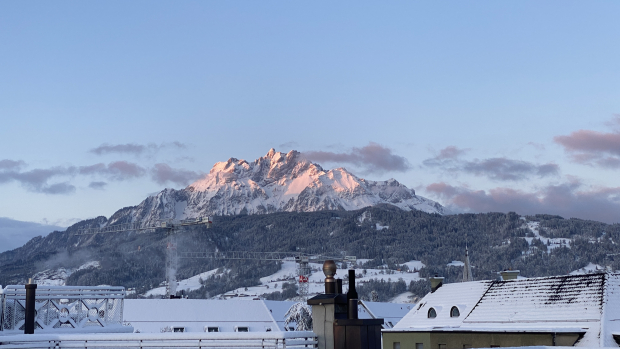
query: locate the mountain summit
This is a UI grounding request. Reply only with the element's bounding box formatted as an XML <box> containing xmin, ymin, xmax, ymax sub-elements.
<box><xmin>108</xmin><ymin>149</ymin><xmax>445</xmax><ymax>226</ymax></box>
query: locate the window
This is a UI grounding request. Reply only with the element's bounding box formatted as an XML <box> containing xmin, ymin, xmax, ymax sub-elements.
<box><xmin>438</xmin><ymin>344</ymin><xmax>446</xmax><ymax>349</ymax></box>
<box><xmin>450</xmin><ymin>306</ymin><xmax>460</xmax><ymax>317</ymax></box>
<box><xmin>172</xmin><ymin>327</ymin><xmax>185</xmax><ymax>333</ymax></box>
<box><xmin>393</xmin><ymin>343</ymin><xmax>401</xmax><ymax>349</ymax></box>
<box><xmin>235</xmin><ymin>326</ymin><xmax>249</xmax><ymax>332</ymax></box>
<box><xmin>428</xmin><ymin>307</ymin><xmax>437</xmax><ymax>318</ymax></box>
<box><xmin>416</xmin><ymin>343</ymin><xmax>424</xmax><ymax>349</ymax></box>
<box><xmin>206</xmin><ymin>327</ymin><xmax>219</xmax><ymax>332</ymax></box>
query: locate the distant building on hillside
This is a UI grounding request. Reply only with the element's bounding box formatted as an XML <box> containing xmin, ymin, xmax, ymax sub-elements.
<box><xmin>383</xmin><ymin>272</ymin><xmax>620</xmax><ymax>349</ymax></box>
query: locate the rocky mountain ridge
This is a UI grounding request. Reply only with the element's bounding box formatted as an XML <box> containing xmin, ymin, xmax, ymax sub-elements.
<box><xmin>106</xmin><ymin>149</ymin><xmax>446</xmax><ymax>227</ymax></box>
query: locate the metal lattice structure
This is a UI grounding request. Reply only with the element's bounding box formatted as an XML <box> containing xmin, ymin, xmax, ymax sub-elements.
<box><xmin>0</xmin><ymin>285</ymin><xmax>127</xmax><ymax>334</ymax></box>
<box><xmin>74</xmin><ymin>217</ymin><xmax>212</xmax><ymax>297</ymax></box>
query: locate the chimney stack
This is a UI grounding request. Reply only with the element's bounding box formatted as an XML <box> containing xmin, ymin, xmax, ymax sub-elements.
<box><xmin>430</xmin><ymin>275</ymin><xmax>444</xmax><ymax>292</ymax></box>
<box><xmin>347</xmin><ymin>270</ymin><xmax>359</xmax><ymax>320</ymax></box>
<box><xmin>500</xmin><ymin>270</ymin><xmax>520</xmax><ymax>281</ymax></box>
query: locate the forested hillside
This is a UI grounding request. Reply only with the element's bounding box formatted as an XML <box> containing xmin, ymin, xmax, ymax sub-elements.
<box><xmin>1</xmin><ymin>205</ymin><xmax>619</xmax><ymax>300</ymax></box>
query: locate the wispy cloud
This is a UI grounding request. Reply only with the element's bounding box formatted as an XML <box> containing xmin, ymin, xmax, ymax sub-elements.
<box><xmin>89</xmin><ymin>142</ymin><xmax>187</xmax><ymax>156</ymax></box>
<box><xmin>88</xmin><ymin>181</ymin><xmax>107</xmax><ymax>190</ymax></box>
<box><xmin>151</xmin><ymin>163</ymin><xmax>202</xmax><ymax>186</ymax></box>
<box><xmin>554</xmin><ymin>122</ymin><xmax>620</xmax><ymax>168</ymax></box>
<box><xmin>279</xmin><ymin>141</ymin><xmax>299</xmax><ymax>149</ymax></box>
<box><xmin>0</xmin><ymin>159</ymin><xmax>26</xmax><ymax>171</ymax></box>
<box><xmin>304</xmin><ymin>142</ymin><xmax>411</xmax><ymax>174</ymax></box>
<box><xmin>79</xmin><ymin>161</ymin><xmax>146</xmax><ymax>180</ymax></box>
<box><xmin>41</xmin><ymin>182</ymin><xmax>76</xmax><ymax>194</ymax></box>
<box><xmin>424</xmin><ymin>146</ymin><xmax>559</xmax><ymax>181</ymax></box>
<box><xmin>0</xmin><ymin>159</ymin><xmax>147</xmax><ymax>195</ymax></box>
<box><xmin>426</xmin><ymin>180</ymin><xmax>620</xmax><ymax>224</ymax></box>
<box><xmin>0</xmin><ymin>163</ymin><xmax>76</xmax><ymax>194</ymax></box>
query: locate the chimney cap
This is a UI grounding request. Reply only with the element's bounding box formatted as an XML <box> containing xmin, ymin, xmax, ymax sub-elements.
<box><xmin>323</xmin><ymin>260</ymin><xmax>337</xmax><ymax>279</ymax></box>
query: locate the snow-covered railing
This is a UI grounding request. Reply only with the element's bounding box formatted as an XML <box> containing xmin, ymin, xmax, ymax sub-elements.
<box><xmin>1</xmin><ymin>286</ymin><xmax>126</xmax><ymax>334</ymax></box>
<box><xmin>0</xmin><ymin>331</ymin><xmax>318</xmax><ymax>348</ymax></box>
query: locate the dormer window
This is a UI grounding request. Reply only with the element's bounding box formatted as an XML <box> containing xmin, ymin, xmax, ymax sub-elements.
<box><xmin>427</xmin><ymin>307</ymin><xmax>437</xmax><ymax>318</ymax></box>
<box><xmin>450</xmin><ymin>306</ymin><xmax>460</xmax><ymax>318</ymax></box>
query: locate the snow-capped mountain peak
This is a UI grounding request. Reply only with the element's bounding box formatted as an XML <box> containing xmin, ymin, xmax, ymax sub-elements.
<box><xmin>107</xmin><ymin>149</ymin><xmax>445</xmax><ymax>226</ymax></box>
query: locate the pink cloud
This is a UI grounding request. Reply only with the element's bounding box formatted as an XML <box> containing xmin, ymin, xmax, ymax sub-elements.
<box><xmin>426</xmin><ymin>181</ymin><xmax>620</xmax><ymax>224</ymax></box>
<box><xmin>423</xmin><ymin>146</ymin><xmax>559</xmax><ymax>181</ymax></box>
<box><xmin>305</xmin><ymin>142</ymin><xmax>411</xmax><ymax>174</ymax></box>
<box><xmin>151</xmin><ymin>163</ymin><xmax>202</xmax><ymax>186</ymax></box>
<box><xmin>555</xmin><ymin>120</ymin><xmax>620</xmax><ymax>168</ymax></box>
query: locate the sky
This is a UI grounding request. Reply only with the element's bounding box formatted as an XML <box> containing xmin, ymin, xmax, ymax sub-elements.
<box><xmin>1</xmin><ymin>1</ymin><xmax>620</xmax><ymax>244</ymax></box>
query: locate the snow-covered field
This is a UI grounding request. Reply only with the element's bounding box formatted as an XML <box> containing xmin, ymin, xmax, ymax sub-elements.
<box><xmin>523</xmin><ymin>221</ymin><xmax>572</xmax><ymax>252</ymax></box>
<box><xmin>570</xmin><ymin>262</ymin><xmax>607</xmax><ymax>275</ymax></box>
<box><xmin>149</xmin><ymin>260</ymin><xmax>425</xmax><ymax>302</ymax></box>
<box><xmin>146</xmin><ymin>268</ymin><xmax>230</xmax><ymax>297</ymax></box>
<box><xmin>401</xmin><ymin>260</ymin><xmax>425</xmax><ymax>271</ymax></box>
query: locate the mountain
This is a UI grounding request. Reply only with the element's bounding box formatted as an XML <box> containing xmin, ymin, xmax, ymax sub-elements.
<box><xmin>3</xmin><ymin>206</ymin><xmax>620</xmax><ymax>302</ymax></box>
<box><xmin>106</xmin><ymin>149</ymin><xmax>446</xmax><ymax>227</ymax></box>
<box><xmin>0</xmin><ymin>217</ymin><xmax>64</xmax><ymax>253</ymax></box>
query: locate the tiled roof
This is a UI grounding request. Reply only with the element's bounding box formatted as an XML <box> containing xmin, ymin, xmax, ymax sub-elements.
<box><xmin>602</xmin><ymin>273</ymin><xmax>620</xmax><ymax>347</ymax></box>
<box><xmin>386</xmin><ymin>272</ymin><xmax>620</xmax><ymax>347</ymax></box>
<box><xmin>465</xmin><ymin>273</ymin><xmax>605</xmax><ymax>324</ymax></box>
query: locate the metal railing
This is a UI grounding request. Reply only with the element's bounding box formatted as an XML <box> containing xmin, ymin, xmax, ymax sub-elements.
<box><xmin>1</xmin><ymin>286</ymin><xmax>126</xmax><ymax>334</ymax></box>
<box><xmin>0</xmin><ymin>331</ymin><xmax>318</xmax><ymax>348</ymax></box>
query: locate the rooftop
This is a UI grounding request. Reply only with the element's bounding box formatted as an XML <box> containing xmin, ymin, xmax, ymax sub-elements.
<box><xmin>387</xmin><ymin>272</ymin><xmax>620</xmax><ymax>347</ymax></box>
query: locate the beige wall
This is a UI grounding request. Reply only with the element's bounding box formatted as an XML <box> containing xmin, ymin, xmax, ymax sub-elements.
<box><xmin>384</xmin><ymin>332</ymin><xmax>431</xmax><ymax>349</ymax></box>
<box><xmin>382</xmin><ymin>331</ymin><xmax>580</xmax><ymax>349</ymax></box>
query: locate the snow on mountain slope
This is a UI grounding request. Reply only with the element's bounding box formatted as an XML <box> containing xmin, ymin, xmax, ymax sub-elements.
<box><xmin>145</xmin><ymin>268</ymin><xmax>230</xmax><ymax>297</ymax></box>
<box><xmin>107</xmin><ymin>149</ymin><xmax>445</xmax><ymax>227</ymax></box>
<box><xmin>151</xmin><ymin>259</ymin><xmax>424</xmax><ymax>302</ymax></box>
<box><xmin>32</xmin><ymin>261</ymin><xmax>100</xmax><ymax>286</ymax></box>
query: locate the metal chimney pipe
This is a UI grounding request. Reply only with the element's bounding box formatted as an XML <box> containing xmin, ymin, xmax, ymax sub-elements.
<box><xmin>24</xmin><ymin>279</ymin><xmax>37</xmax><ymax>334</ymax></box>
<box><xmin>336</xmin><ymin>279</ymin><xmax>343</xmax><ymax>294</ymax></box>
<box><xmin>347</xmin><ymin>270</ymin><xmax>358</xmax><ymax>300</ymax></box>
<box><xmin>347</xmin><ymin>270</ymin><xmax>359</xmax><ymax>320</ymax></box>
<box><xmin>348</xmin><ymin>299</ymin><xmax>358</xmax><ymax>319</ymax></box>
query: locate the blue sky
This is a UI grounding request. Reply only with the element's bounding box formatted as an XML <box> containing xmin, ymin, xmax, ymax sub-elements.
<box><xmin>1</xmin><ymin>1</ymin><xmax>620</xmax><ymax>235</ymax></box>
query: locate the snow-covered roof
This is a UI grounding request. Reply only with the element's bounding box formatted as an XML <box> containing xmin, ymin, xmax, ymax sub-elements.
<box><xmin>124</xmin><ymin>299</ymin><xmax>280</xmax><ymax>333</ymax></box>
<box><xmin>387</xmin><ymin>272</ymin><xmax>620</xmax><ymax>347</ymax></box>
<box><xmin>466</xmin><ymin>274</ymin><xmax>604</xmax><ymax>324</ymax></box>
<box><xmin>358</xmin><ymin>301</ymin><xmax>413</xmax><ymax>327</ymax></box>
<box><xmin>263</xmin><ymin>300</ymin><xmax>295</xmax><ymax>331</ymax></box>
<box><xmin>391</xmin><ymin>280</ymin><xmax>492</xmax><ymax>330</ymax></box>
